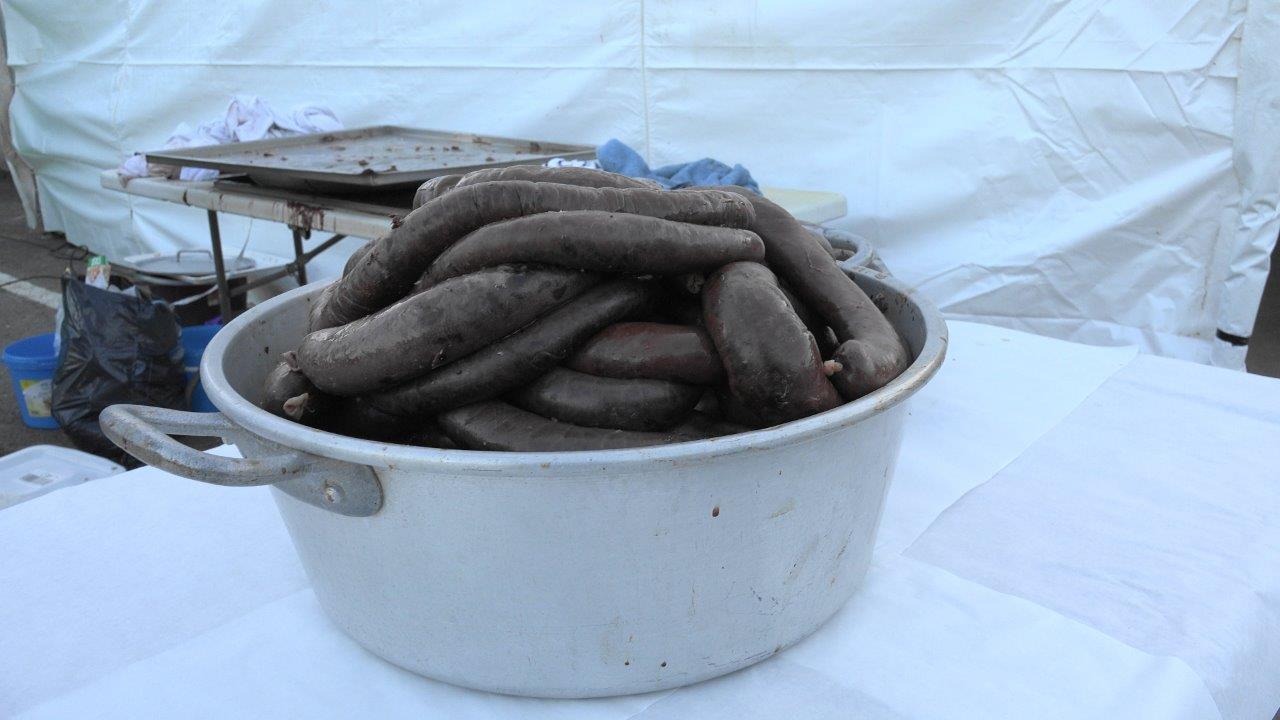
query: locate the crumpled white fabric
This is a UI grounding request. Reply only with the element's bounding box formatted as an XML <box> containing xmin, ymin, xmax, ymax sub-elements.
<box><xmin>272</xmin><ymin>104</ymin><xmax>342</xmax><ymax>136</ymax></box>
<box><xmin>545</xmin><ymin>157</ymin><xmax>602</xmax><ymax>169</ymax></box>
<box><xmin>907</xmin><ymin>353</ymin><xmax>1280</xmax><ymax>720</ymax></box>
<box><xmin>117</xmin><ymin>96</ymin><xmax>342</xmax><ymax>182</ymax></box>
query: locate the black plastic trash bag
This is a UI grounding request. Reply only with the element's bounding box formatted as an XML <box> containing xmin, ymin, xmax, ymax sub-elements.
<box><xmin>52</xmin><ymin>278</ymin><xmax>186</xmax><ymax>465</ymax></box>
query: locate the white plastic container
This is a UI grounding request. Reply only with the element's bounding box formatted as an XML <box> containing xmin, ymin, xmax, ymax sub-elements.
<box><xmin>0</xmin><ymin>445</ymin><xmax>125</xmax><ymax>509</ymax></box>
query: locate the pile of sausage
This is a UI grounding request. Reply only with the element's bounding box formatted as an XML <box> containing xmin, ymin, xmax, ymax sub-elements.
<box><xmin>260</xmin><ymin>166</ymin><xmax>910</xmax><ymax>451</ymax></box>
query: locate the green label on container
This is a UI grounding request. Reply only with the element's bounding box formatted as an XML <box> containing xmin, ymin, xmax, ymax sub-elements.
<box><xmin>85</xmin><ymin>255</ymin><xmax>111</xmax><ymax>288</ymax></box>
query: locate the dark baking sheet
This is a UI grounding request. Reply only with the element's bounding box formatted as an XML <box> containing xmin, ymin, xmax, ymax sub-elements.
<box><xmin>146</xmin><ymin>126</ymin><xmax>595</xmax><ymax>193</ymax></box>
<box><xmin>212</xmin><ymin>176</ymin><xmax>415</xmax><ymax>216</ymax></box>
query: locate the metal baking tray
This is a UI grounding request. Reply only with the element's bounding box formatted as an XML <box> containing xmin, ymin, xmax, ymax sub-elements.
<box><xmin>212</xmin><ymin>176</ymin><xmax>415</xmax><ymax>216</ymax></box>
<box><xmin>145</xmin><ymin>126</ymin><xmax>596</xmax><ymax>193</ymax></box>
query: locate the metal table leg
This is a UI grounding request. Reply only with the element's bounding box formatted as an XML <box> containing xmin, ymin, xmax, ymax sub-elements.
<box><xmin>226</xmin><ymin>233</ymin><xmax>348</xmax><ymax>300</ymax></box>
<box><xmin>290</xmin><ymin>227</ymin><xmax>308</xmax><ymax>285</ymax></box>
<box><xmin>206</xmin><ymin>210</ymin><xmax>234</xmax><ymax>321</ymax></box>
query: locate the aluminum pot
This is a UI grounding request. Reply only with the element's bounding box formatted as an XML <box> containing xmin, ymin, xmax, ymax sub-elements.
<box><xmin>102</xmin><ymin>267</ymin><xmax>946</xmax><ymax>698</ymax></box>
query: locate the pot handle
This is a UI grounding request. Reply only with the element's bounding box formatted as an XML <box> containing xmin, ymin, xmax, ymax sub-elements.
<box><xmin>100</xmin><ymin>404</ymin><xmax>383</xmax><ymax>517</ymax></box>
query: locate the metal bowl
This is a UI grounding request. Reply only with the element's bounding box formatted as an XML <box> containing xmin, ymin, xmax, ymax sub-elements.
<box><xmin>102</xmin><ymin>267</ymin><xmax>946</xmax><ymax>698</ymax></box>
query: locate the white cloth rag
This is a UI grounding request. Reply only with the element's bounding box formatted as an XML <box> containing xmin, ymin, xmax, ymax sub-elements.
<box><xmin>545</xmin><ymin>157</ymin><xmax>601</xmax><ymax>169</ymax></box>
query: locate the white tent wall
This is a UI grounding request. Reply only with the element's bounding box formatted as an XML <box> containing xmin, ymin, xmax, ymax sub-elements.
<box><xmin>2</xmin><ymin>0</ymin><xmax>1277</xmax><ymax>367</ymax></box>
<box><xmin>0</xmin><ymin>0</ymin><xmax>649</xmax><ymax>280</ymax></box>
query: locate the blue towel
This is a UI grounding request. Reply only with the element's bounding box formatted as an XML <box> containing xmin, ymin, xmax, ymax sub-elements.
<box><xmin>595</xmin><ymin>138</ymin><xmax>760</xmax><ymax>194</ymax></box>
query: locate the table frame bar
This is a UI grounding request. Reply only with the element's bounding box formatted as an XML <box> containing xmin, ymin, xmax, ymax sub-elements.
<box><xmin>204</xmin><ymin>209</ymin><xmax>346</xmax><ymax>321</ymax></box>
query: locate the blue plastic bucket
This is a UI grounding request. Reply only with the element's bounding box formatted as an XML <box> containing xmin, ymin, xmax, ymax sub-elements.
<box><xmin>180</xmin><ymin>324</ymin><xmax>222</xmax><ymax>413</ymax></box>
<box><xmin>2</xmin><ymin>332</ymin><xmax>60</xmax><ymax>429</ymax></box>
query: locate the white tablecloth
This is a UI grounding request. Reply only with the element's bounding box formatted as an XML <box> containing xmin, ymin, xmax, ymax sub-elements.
<box><xmin>3</xmin><ymin>321</ymin><xmax>1278</xmax><ymax>720</ymax></box>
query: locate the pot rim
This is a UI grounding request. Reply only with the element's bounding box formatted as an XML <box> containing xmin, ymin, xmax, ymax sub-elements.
<box><xmin>202</xmin><ymin>267</ymin><xmax>947</xmax><ymax>475</ymax></box>
<box><xmin>802</xmin><ymin>224</ymin><xmax>875</xmax><ymax>270</ymax></box>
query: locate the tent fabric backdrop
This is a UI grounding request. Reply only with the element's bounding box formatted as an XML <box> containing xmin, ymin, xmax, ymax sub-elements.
<box><xmin>2</xmin><ymin>0</ymin><xmax>1277</xmax><ymax>367</ymax></box>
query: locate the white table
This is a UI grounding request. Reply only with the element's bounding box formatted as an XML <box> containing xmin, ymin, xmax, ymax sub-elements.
<box><xmin>4</xmin><ymin>321</ymin><xmax>1278</xmax><ymax>720</ymax></box>
<box><xmin>99</xmin><ymin>170</ymin><xmax>848</xmax><ymax>319</ymax></box>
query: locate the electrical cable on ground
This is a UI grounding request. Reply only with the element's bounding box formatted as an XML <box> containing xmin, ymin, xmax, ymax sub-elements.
<box><xmin>0</xmin><ymin>274</ymin><xmax>63</xmax><ymax>290</ymax></box>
